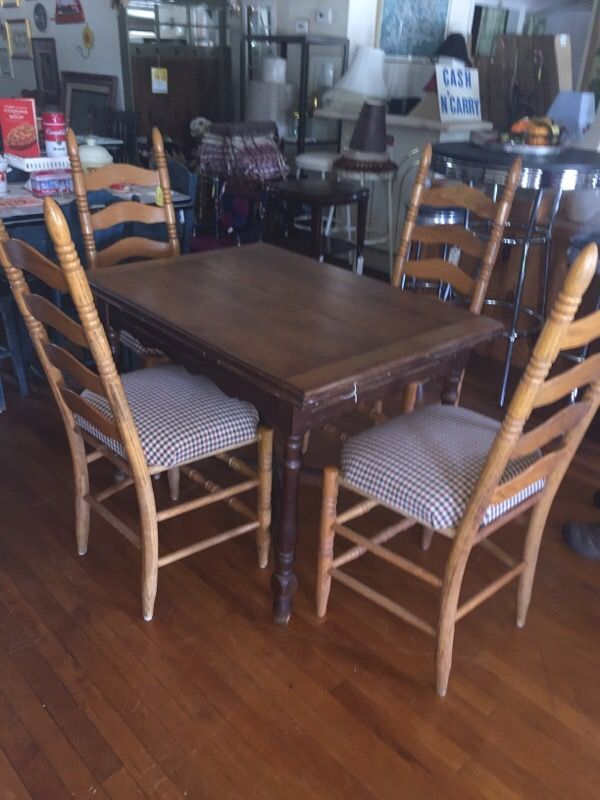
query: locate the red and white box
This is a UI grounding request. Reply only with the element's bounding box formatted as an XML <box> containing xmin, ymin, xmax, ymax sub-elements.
<box><xmin>0</xmin><ymin>98</ymin><xmax>41</xmax><ymax>159</ymax></box>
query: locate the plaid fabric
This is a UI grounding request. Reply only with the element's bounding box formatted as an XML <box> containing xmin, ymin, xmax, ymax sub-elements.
<box><xmin>341</xmin><ymin>405</ymin><xmax>544</xmax><ymax>531</ymax></box>
<box><xmin>198</xmin><ymin>132</ymin><xmax>289</xmax><ymax>183</ymax></box>
<box><xmin>78</xmin><ymin>365</ymin><xmax>259</xmax><ymax>468</ymax></box>
<box><xmin>119</xmin><ymin>329</ymin><xmax>164</xmax><ymax>358</ymax></box>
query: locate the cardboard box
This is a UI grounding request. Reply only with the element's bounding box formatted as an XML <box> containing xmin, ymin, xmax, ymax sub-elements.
<box><xmin>0</xmin><ymin>98</ymin><xmax>40</xmax><ymax>159</ymax></box>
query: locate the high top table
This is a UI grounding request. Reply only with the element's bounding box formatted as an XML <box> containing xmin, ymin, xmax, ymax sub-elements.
<box><xmin>89</xmin><ymin>243</ymin><xmax>502</xmax><ymax>624</ymax></box>
<box><xmin>431</xmin><ymin>141</ymin><xmax>600</xmax><ymax>405</ymax></box>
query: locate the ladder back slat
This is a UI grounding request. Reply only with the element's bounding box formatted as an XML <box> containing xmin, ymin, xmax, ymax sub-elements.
<box><xmin>562</xmin><ymin>309</ymin><xmax>600</xmax><ymax>351</ymax></box>
<box><xmin>44</xmin><ymin>342</ymin><xmax>105</xmax><ymax>396</ymax></box>
<box><xmin>411</xmin><ymin>224</ymin><xmax>487</xmax><ymax>259</ymax></box>
<box><xmin>489</xmin><ymin>450</ymin><xmax>562</xmax><ymax>505</ymax></box>
<box><xmin>421</xmin><ymin>184</ymin><xmax>497</xmax><ymax>219</ymax></box>
<box><xmin>25</xmin><ymin>294</ymin><xmax>88</xmax><ymax>347</ymax></box>
<box><xmin>92</xmin><ymin>200</ymin><xmax>168</xmax><ymax>232</ymax></box>
<box><xmin>405</xmin><ymin>257</ymin><xmax>476</xmax><ymax>298</ymax></box>
<box><xmin>2</xmin><ymin>239</ymin><xmax>68</xmax><ymax>291</ymax></box>
<box><xmin>534</xmin><ymin>353</ymin><xmax>600</xmax><ymax>408</ymax></box>
<box><xmin>96</xmin><ymin>237</ymin><xmax>173</xmax><ymax>268</ymax></box>
<box><xmin>513</xmin><ymin>401</ymin><xmax>592</xmax><ymax>458</ymax></box>
<box><xmin>60</xmin><ymin>386</ymin><xmax>121</xmax><ymax>442</ymax></box>
<box><xmin>83</xmin><ymin>164</ymin><xmax>160</xmax><ymax>191</ymax></box>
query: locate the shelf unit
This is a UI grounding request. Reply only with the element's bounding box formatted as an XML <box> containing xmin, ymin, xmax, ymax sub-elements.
<box><xmin>240</xmin><ymin>33</ymin><xmax>349</xmax><ymax>155</ymax></box>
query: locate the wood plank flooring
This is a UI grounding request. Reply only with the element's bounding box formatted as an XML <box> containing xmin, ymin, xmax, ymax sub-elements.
<box><xmin>0</xmin><ymin>367</ymin><xmax>598</xmax><ymax>799</ymax></box>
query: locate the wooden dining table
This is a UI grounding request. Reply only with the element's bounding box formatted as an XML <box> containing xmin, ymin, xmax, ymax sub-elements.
<box><xmin>88</xmin><ymin>243</ymin><xmax>503</xmax><ymax>623</ymax></box>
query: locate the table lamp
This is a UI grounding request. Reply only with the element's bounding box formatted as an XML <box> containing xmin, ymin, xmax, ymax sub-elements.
<box><xmin>335</xmin><ymin>102</ymin><xmax>397</xmax><ymax>173</ymax></box>
<box><xmin>321</xmin><ymin>46</ymin><xmax>388</xmax><ymax>116</ymax></box>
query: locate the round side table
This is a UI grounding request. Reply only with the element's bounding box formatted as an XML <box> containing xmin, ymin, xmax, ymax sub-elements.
<box><xmin>431</xmin><ymin>142</ymin><xmax>600</xmax><ymax>406</ymax></box>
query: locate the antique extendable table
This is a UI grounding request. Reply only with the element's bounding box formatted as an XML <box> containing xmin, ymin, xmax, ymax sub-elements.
<box><xmin>89</xmin><ymin>243</ymin><xmax>502</xmax><ymax>623</ymax></box>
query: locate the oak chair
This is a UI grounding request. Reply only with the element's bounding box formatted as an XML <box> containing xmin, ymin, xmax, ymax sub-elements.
<box><xmin>0</xmin><ymin>201</ymin><xmax>273</xmax><ymax>621</ymax></box>
<box><xmin>67</xmin><ymin>126</ymin><xmax>179</xmax><ymax>363</ymax></box>
<box><xmin>391</xmin><ymin>143</ymin><xmax>522</xmax><ymax>413</ymax></box>
<box><xmin>316</xmin><ymin>241</ymin><xmax>600</xmax><ymax>696</ymax></box>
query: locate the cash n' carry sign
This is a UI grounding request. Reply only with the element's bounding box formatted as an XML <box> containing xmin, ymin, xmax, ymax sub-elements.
<box><xmin>435</xmin><ymin>65</ymin><xmax>481</xmax><ymax>122</ymax></box>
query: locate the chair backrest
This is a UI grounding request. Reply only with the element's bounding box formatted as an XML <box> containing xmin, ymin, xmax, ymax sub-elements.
<box><xmin>67</xmin><ymin>126</ymin><xmax>180</xmax><ymax>270</ymax></box>
<box><xmin>392</xmin><ymin>143</ymin><xmax>522</xmax><ymax>314</ymax></box>
<box><xmin>0</xmin><ymin>201</ymin><xmax>149</xmax><ymax>482</ymax></box>
<box><xmin>460</xmin><ymin>242</ymin><xmax>600</xmax><ymax>538</ymax></box>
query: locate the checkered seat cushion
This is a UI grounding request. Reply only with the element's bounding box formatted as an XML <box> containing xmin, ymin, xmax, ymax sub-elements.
<box><xmin>78</xmin><ymin>365</ymin><xmax>259</xmax><ymax>468</ymax></box>
<box><xmin>119</xmin><ymin>329</ymin><xmax>164</xmax><ymax>358</ymax></box>
<box><xmin>341</xmin><ymin>404</ymin><xmax>545</xmax><ymax>531</ymax></box>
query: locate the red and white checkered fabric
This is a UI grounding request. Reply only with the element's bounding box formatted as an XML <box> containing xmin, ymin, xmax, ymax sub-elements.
<box><xmin>341</xmin><ymin>404</ymin><xmax>544</xmax><ymax>531</ymax></box>
<box><xmin>79</xmin><ymin>365</ymin><xmax>259</xmax><ymax>468</ymax></box>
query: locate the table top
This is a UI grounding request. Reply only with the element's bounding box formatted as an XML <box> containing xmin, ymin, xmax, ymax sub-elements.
<box><xmin>315</xmin><ymin>108</ymin><xmax>493</xmax><ymax>133</ymax></box>
<box><xmin>89</xmin><ymin>243</ymin><xmax>502</xmax><ymax>411</ymax></box>
<box><xmin>432</xmin><ymin>141</ymin><xmax>600</xmax><ymax>191</ymax></box>
<box><xmin>0</xmin><ymin>182</ymin><xmax>192</xmax><ymax>221</ymax></box>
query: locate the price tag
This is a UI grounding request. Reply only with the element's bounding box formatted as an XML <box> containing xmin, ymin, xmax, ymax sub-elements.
<box><xmin>155</xmin><ymin>186</ymin><xmax>164</xmax><ymax>207</ymax></box>
<box><xmin>151</xmin><ymin>67</ymin><xmax>169</xmax><ymax>95</ymax></box>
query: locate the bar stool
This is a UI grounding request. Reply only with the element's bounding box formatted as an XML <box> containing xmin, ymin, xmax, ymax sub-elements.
<box><xmin>333</xmin><ymin>103</ymin><xmax>398</xmax><ymax>277</ymax></box>
<box><xmin>334</xmin><ymin>162</ymin><xmax>397</xmax><ymax>277</ymax></box>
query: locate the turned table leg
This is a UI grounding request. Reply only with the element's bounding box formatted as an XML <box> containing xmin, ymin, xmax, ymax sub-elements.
<box><xmin>271</xmin><ymin>433</ymin><xmax>303</xmax><ymax>625</ymax></box>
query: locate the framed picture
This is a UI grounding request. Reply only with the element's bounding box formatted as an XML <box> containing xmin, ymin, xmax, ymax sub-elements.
<box><xmin>6</xmin><ymin>18</ymin><xmax>32</xmax><ymax>59</ymax></box>
<box><xmin>0</xmin><ymin>46</ymin><xmax>13</xmax><ymax>78</ymax></box>
<box><xmin>32</xmin><ymin>37</ymin><xmax>60</xmax><ymax>105</ymax></box>
<box><xmin>55</xmin><ymin>0</ymin><xmax>85</xmax><ymax>25</ymax></box>
<box><xmin>377</xmin><ymin>0</ymin><xmax>450</xmax><ymax>59</ymax></box>
<box><xmin>0</xmin><ymin>1</ymin><xmax>22</xmax><ymax>8</ymax></box>
<box><xmin>61</xmin><ymin>71</ymin><xmax>118</xmax><ymax>134</ymax></box>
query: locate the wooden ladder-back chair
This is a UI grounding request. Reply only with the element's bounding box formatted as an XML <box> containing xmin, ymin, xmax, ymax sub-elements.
<box><xmin>0</xmin><ymin>201</ymin><xmax>273</xmax><ymax>621</ymax></box>
<box><xmin>67</xmin><ymin>126</ymin><xmax>180</xmax><ymax>368</ymax></box>
<box><xmin>67</xmin><ymin>126</ymin><xmax>180</xmax><ymax>270</ymax></box>
<box><xmin>391</xmin><ymin>143</ymin><xmax>522</xmax><ymax>412</ymax></box>
<box><xmin>316</xmin><ymin>242</ymin><xmax>600</xmax><ymax>696</ymax></box>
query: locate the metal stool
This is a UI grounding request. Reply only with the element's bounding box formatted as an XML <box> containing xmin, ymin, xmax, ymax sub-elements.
<box><xmin>335</xmin><ymin>165</ymin><xmax>397</xmax><ymax>277</ymax></box>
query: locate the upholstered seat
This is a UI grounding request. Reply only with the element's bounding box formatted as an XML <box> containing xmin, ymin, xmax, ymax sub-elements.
<box><xmin>80</xmin><ymin>365</ymin><xmax>259</xmax><ymax>468</ymax></box>
<box><xmin>341</xmin><ymin>404</ymin><xmax>544</xmax><ymax>531</ymax></box>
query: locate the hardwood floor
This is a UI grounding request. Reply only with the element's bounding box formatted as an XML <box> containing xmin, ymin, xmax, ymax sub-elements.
<box><xmin>0</xmin><ymin>365</ymin><xmax>598</xmax><ymax>799</ymax></box>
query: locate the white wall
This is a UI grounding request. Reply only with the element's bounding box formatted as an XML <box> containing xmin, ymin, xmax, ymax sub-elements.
<box><xmin>0</xmin><ymin>1</ymin><xmax>124</xmax><ymax>108</ymax></box>
<box><xmin>274</xmin><ymin>0</ymin><xmax>349</xmax><ymax>37</ymax></box>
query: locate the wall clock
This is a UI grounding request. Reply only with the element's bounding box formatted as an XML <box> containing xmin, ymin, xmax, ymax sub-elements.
<box><xmin>33</xmin><ymin>3</ymin><xmax>48</xmax><ymax>33</ymax></box>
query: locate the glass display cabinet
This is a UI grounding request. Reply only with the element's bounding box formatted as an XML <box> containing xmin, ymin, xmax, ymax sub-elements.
<box><xmin>240</xmin><ymin>33</ymin><xmax>349</xmax><ymax>154</ymax></box>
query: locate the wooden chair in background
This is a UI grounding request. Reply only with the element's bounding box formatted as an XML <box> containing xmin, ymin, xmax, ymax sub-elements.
<box><xmin>391</xmin><ymin>143</ymin><xmax>522</xmax><ymax>412</ymax></box>
<box><xmin>0</xmin><ymin>201</ymin><xmax>273</xmax><ymax>622</ymax></box>
<box><xmin>316</xmin><ymin>242</ymin><xmax>600</xmax><ymax>696</ymax></box>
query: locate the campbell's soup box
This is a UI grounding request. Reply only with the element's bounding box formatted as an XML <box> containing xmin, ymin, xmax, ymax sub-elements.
<box><xmin>0</xmin><ymin>98</ymin><xmax>41</xmax><ymax>159</ymax></box>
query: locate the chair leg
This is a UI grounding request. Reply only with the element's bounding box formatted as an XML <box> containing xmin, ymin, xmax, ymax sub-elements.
<box><xmin>421</xmin><ymin>527</ymin><xmax>434</xmax><ymax>551</ymax></box>
<box><xmin>256</xmin><ymin>427</ymin><xmax>273</xmax><ymax>569</ymax></box>
<box><xmin>516</xmin><ymin>496</ymin><xmax>553</xmax><ymax>628</ymax></box>
<box><xmin>435</xmin><ymin>535</ymin><xmax>473</xmax><ymax>696</ymax></box>
<box><xmin>167</xmin><ymin>467</ymin><xmax>180</xmax><ymax>502</ymax></box>
<box><xmin>68</xmin><ymin>434</ymin><xmax>90</xmax><ymax>556</ymax></box>
<box><xmin>401</xmin><ymin>382</ymin><xmax>419</xmax><ymax>414</ymax></box>
<box><xmin>137</xmin><ymin>479</ymin><xmax>159</xmax><ymax>621</ymax></box>
<box><xmin>316</xmin><ymin>466</ymin><xmax>340</xmax><ymax>617</ymax></box>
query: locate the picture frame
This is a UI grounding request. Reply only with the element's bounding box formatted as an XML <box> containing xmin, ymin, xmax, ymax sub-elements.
<box><xmin>32</xmin><ymin>37</ymin><xmax>60</xmax><ymax>105</ymax></box>
<box><xmin>376</xmin><ymin>0</ymin><xmax>450</xmax><ymax>59</ymax></box>
<box><xmin>6</xmin><ymin>18</ymin><xmax>32</xmax><ymax>59</ymax></box>
<box><xmin>0</xmin><ymin>1</ymin><xmax>22</xmax><ymax>9</ymax></box>
<box><xmin>61</xmin><ymin>71</ymin><xmax>118</xmax><ymax>135</ymax></box>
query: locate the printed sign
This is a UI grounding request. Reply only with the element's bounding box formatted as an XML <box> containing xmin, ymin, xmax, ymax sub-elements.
<box><xmin>435</xmin><ymin>65</ymin><xmax>481</xmax><ymax>122</ymax></box>
<box><xmin>0</xmin><ymin>98</ymin><xmax>41</xmax><ymax>159</ymax></box>
<box><xmin>151</xmin><ymin>67</ymin><xmax>169</xmax><ymax>95</ymax></box>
